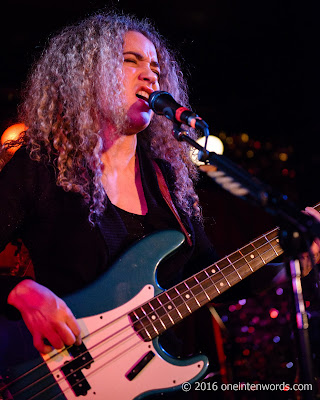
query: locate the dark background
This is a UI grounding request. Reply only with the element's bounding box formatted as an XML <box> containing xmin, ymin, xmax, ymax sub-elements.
<box><xmin>1</xmin><ymin>0</ymin><xmax>319</xmax><ymax>265</ymax></box>
<box><xmin>1</xmin><ymin>1</ymin><xmax>320</xmax><ymax>388</ymax></box>
<box><xmin>1</xmin><ymin>0</ymin><xmax>319</xmax><ymax>212</ymax></box>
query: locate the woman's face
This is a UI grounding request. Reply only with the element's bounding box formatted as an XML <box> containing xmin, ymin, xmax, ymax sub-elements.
<box><xmin>121</xmin><ymin>31</ymin><xmax>160</xmax><ymax>134</ymax></box>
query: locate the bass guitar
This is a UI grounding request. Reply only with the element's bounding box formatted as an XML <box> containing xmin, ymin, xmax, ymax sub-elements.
<box><xmin>1</xmin><ymin>203</ymin><xmax>319</xmax><ymax>399</ymax></box>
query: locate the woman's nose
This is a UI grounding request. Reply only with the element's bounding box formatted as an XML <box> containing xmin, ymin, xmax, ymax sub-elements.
<box><xmin>139</xmin><ymin>67</ymin><xmax>158</xmax><ymax>85</ymax></box>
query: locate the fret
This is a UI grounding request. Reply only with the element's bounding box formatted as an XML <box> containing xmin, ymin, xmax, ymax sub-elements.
<box><xmin>158</xmin><ymin>314</ymin><xmax>174</xmax><ymax>329</ymax></box>
<box><xmin>156</xmin><ymin>294</ymin><xmax>175</xmax><ymax>325</ymax></box>
<box><xmin>133</xmin><ymin>228</ymin><xmax>286</xmax><ymax>343</ymax></box>
<box><xmin>175</xmin><ymin>302</ymin><xmax>192</xmax><ymax>318</ymax></box>
<box><xmin>189</xmin><ymin>286</ymin><xmax>209</xmax><ymax>306</ymax></box>
<box><xmin>187</xmin><ymin>281</ymin><xmax>204</xmax><ymax>297</ymax></box>
<box><xmin>188</xmin><ymin>296</ymin><xmax>202</xmax><ymax>310</ymax></box>
<box><xmin>133</xmin><ymin>305</ymin><xmax>163</xmax><ymax>336</ymax></box>
<box><xmin>233</xmin><ymin>258</ymin><xmax>254</xmax><ymax>280</ymax></box>
<box><xmin>250</xmin><ymin>237</ymin><xmax>268</xmax><ymax>264</ymax></box>
<box><xmin>141</xmin><ymin>302</ymin><xmax>153</xmax><ymax>315</ymax></box>
<box><xmin>166</xmin><ymin>287</ymin><xmax>180</xmax><ymax>301</ymax></box>
<box><xmin>185</xmin><ymin>277</ymin><xmax>208</xmax><ymax>306</ymax></box>
<box><xmin>144</xmin><ymin>314</ymin><xmax>162</xmax><ymax>334</ymax></box>
<box><xmin>202</xmin><ymin>268</ymin><xmax>222</xmax><ymax>295</ymax></box>
<box><xmin>241</xmin><ymin>242</ymin><xmax>266</xmax><ymax>271</ymax></box>
<box><xmin>224</xmin><ymin>254</ymin><xmax>243</xmax><ymax>280</ymax></box>
<box><xmin>135</xmin><ymin>325</ymin><xmax>152</xmax><ymax>341</ymax></box>
<box><xmin>194</xmin><ymin>291</ymin><xmax>210</xmax><ymax>306</ymax></box>
<box><xmin>167</xmin><ymin>306</ymin><xmax>183</xmax><ymax>321</ymax></box>
<box><xmin>134</xmin><ymin>307</ymin><xmax>146</xmax><ymax>320</ymax></box>
<box><xmin>266</xmin><ymin>230</ymin><xmax>283</xmax><ymax>257</ymax></box>
<box><xmin>164</xmin><ymin>288</ymin><xmax>183</xmax><ymax>322</ymax></box>
<box><xmin>174</xmin><ymin>284</ymin><xmax>199</xmax><ymax>312</ymax></box>
<box><xmin>197</xmin><ymin>271</ymin><xmax>220</xmax><ymax>299</ymax></box>
<box><xmin>217</xmin><ymin>263</ymin><xmax>231</xmax><ymax>287</ymax></box>
<box><xmin>175</xmin><ymin>282</ymin><xmax>189</xmax><ymax>294</ymax></box>
<box><xmin>263</xmin><ymin>238</ymin><xmax>280</xmax><ymax>261</ymax></box>
<box><xmin>131</xmin><ymin>313</ymin><xmax>158</xmax><ymax>340</ymax></box>
<box><xmin>217</xmin><ymin>255</ymin><xmax>253</xmax><ymax>285</ymax></box>
<box><xmin>216</xmin><ymin>258</ymin><xmax>239</xmax><ymax>285</ymax></box>
<box><xmin>143</xmin><ymin>301</ymin><xmax>166</xmax><ymax>319</ymax></box>
<box><xmin>203</xmin><ymin>269</ymin><xmax>221</xmax><ymax>294</ymax></box>
<box><xmin>158</xmin><ymin>292</ymin><xmax>172</xmax><ymax>307</ymax></box>
<box><xmin>129</xmin><ymin>311</ymin><xmax>147</xmax><ymax>338</ymax></box>
<box><xmin>171</xmin><ymin>292</ymin><xmax>187</xmax><ymax>307</ymax></box>
<box><xmin>194</xmin><ymin>273</ymin><xmax>211</xmax><ymax>301</ymax></box>
<box><xmin>185</xmin><ymin>276</ymin><xmax>198</xmax><ymax>289</ymax></box>
<box><xmin>173</xmin><ymin>287</ymin><xmax>192</xmax><ymax>314</ymax></box>
<box><xmin>154</xmin><ymin>305</ymin><xmax>167</xmax><ymax>319</ymax></box>
<box><xmin>271</xmin><ymin>240</ymin><xmax>283</xmax><ymax>255</ymax></box>
<box><xmin>129</xmin><ymin>204</ymin><xmax>320</xmax><ymax>342</ymax></box>
<box><xmin>253</xmin><ymin>236</ymin><xmax>276</xmax><ymax>264</ymax></box>
<box><xmin>184</xmin><ymin>278</ymin><xmax>201</xmax><ymax>305</ymax></box>
<box><xmin>165</xmin><ymin>288</ymin><xmax>185</xmax><ymax>319</ymax></box>
<box><xmin>239</xmin><ymin>250</ymin><xmax>254</xmax><ymax>276</ymax></box>
<box><xmin>265</xmin><ymin>230</ymin><xmax>280</xmax><ymax>256</ymax></box>
<box><xmin>149</xmin><ymin>298</ymin><xmax>162</xmax><ymax>313</ymax></box>
<box><xmin>208</xmin><ymin>267</ymin><xmax>230</xmax><ymax>292</ymax></box>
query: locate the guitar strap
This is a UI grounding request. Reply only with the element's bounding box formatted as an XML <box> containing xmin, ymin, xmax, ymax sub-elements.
<box><xmin>152</xmin><ymin>160</ymin><xmax>193</xmax><ymax>247</ymax></box>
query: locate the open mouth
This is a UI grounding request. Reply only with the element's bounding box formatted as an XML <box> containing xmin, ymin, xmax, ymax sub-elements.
<box><xmin>136</xmin><ymin>90</ymin><xmax>150</xmax><ymax>102</ymax></box>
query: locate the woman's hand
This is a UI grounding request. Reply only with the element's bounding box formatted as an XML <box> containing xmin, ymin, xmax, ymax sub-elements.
<box><xmin>7</xmin><ymin>279</ymin><xmax>81</xmax><ymax>354</ymax></box>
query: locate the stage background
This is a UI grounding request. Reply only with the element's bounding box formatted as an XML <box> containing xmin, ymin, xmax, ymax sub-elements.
<box><xmin>1</xmin><ymin>1</ymin><xmax>319</xmax><ymax>395</ymax></box>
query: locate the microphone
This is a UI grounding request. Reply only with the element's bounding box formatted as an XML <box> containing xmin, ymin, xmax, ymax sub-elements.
<box><xmin>148</xmin><ymin>91</ymin><xmax>209</xmax><ymax>132</ymax></box>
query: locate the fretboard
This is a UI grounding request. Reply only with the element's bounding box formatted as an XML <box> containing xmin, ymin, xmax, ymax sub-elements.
<box><xmin>129</xmin><ymin>202</ymin><xmax>320</xmax><ymax>341</ymax></box>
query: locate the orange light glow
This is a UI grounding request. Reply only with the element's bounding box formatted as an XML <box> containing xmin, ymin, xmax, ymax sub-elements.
<box><xmin>269</xmin><ymin>308</ymin><xmax>279</xmax><ymax>319</ymax></box>
<box><xmin>1</xmin><ymin>123</ymin><xmax>27</xmax><ymax>154</ymax></box>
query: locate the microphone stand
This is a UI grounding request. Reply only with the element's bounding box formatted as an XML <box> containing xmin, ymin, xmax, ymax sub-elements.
<box><xmin>172</xmin><ymin>122</ymin><xmax>320</xmax><ymax>398</ymax></box>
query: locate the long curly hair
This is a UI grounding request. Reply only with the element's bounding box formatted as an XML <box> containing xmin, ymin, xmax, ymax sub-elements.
<box><xmin>15</xmin><ymin>12</ymin><xmax>201</xmax><ymax>223</ymax></box>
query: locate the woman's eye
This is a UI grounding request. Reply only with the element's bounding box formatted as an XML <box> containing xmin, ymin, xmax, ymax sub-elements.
<box><xmin>153</xmin><ymin>70</ymin><xmax>161</xmax><ymax>79</ymax></box>
<box><xmin>124</xmin><ymin>58</ymin><xmax>136</xmax><ymax>64</ymax></box>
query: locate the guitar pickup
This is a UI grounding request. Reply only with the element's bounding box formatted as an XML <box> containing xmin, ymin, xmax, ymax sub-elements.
<box><xmin>125</xmin><ymin>351</ymin><xmax>155</xmax><ymax>381</ymax></box>
<box><xmin>67</xmin><ymin>342</ymin><xmax>93</xmax><ymax>369</ymax></box>
<box><xmin>60</xmin><ymin>343</ymin><xmax>94</xmax><ymax>396</ymax></box>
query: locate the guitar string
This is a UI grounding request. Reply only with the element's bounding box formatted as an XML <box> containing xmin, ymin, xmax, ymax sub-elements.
<box><xmin>23</xmin><ymin>329</ymin><xmax>146</xmax><ymax>400</ymax></box>
<box><xmin>40</xmin><ymin>235</ymin><xmax>284</xmax><ymax>400</ymax></box>
<box><xmin>5</xmin><ymin>204</ymin><xmax>320</xmax><ymax>397</ymax></box>
<box><xmin>5</xmin><ymin>232</ymin><xmax>280</xmax><ymax>398</ymax></box>
<box><xmin>8</xmin><ymin>233</ymin><xmax>276</xmax><ymax>398</ymax></box>
<box><xmin>6</xmin><ymin>234</ymin><xmax>281</xmax><ymax>399</ymax></box>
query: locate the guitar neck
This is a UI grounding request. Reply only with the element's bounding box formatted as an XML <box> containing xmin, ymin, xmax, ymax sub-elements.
<box><xmin>130</xmin><ymin>202</ymin><xmax>320</xmax><ymax>341</ymax></box>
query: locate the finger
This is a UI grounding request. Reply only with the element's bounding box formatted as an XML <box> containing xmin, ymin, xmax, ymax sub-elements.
<box><xmin>33</xmin><ymin>332</ymin><xmax>54</xmax><ymax>354</ymax></box>
<box><xmin>55</xmin><ymin>322</ymin><xmax>80</xmax><ymax>347</ymax></box>
<box><xmin>45</xmin><ymin>329</ymin><xmax>65</xmax><ymax>350</ymax></box>
<box><xmin>305</xmin><ymin>207</ymin><xmax>320</xmax><ymax>221</ymax></box>
<box><xmin>311</xmin><ymin>242</ymin><xmax>320</xmax><ymax>264</ymax></box>
<box><xmin>65</xmin><ymin>312</ymin><xmax>82</xmax><ymax>345</ymax></box>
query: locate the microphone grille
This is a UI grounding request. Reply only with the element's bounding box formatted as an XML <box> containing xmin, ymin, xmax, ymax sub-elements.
<box><xmin>148</xmin><ymin>91</ymin><xmax>172</xmax><ymax>115</ymax></box>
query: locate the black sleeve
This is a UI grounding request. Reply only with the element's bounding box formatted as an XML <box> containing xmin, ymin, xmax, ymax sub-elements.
<box><xmin>0</xmin><ymin>148</ymin><xmax>38</xmax><ymax>314</ymax></box>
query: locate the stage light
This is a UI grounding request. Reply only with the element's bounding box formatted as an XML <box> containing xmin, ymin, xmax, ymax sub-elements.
<box><xmin>269</xmin><ymin>308</ymin><xmax>279</xmax><ymax>319</ymax></box>
<box><xmin>279</xmin><ymin>152</ymin><xmax>288</xmax><ymax>162</ymax></box>
<box><xmin>190</xmin><ymin>135</ymin><xmax>224</xmax><ymax>166</ymax></box>
<box><xmin>273</xmin><ymin>336</ymin><xmax>280</xmax><ymax>343</ymax></box>
<box><xmin>1</xmin><ymin>123</ymin><xmax>27</xmax><ymax>154</ymax></box>
<box><xmin>240</xmin><ymin>133</ymin><xmax>249</xmax><ymax>143</ymax></box>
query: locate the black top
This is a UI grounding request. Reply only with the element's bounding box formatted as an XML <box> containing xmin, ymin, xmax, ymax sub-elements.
<box><xmin>0</xmin><ymin>145</ymin><xmax>217</xmax><ymax>313</ymax></box>
<box><xmin>0</xmin><ymin>142</ymin><xmax>290</xmax><ymax>379</ymax></box>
